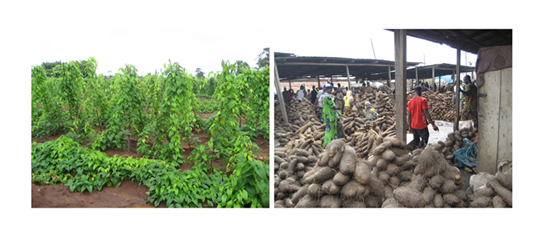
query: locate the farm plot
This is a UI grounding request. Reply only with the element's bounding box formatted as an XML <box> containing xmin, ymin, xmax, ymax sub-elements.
<box><xmin>31</xmin><ymin>58</ymin><xmax>269</xmax><ymax>208</ymax></box>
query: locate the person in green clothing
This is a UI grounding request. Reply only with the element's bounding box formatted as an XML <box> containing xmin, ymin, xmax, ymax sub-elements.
<box><xmin>460</xmin><ymin>75</ymin><xmax>478</xmax><ymax>127</ymax></box>
<box><xmin>321</xmin><ymin>83</ymin><xmax>340</xmax><ymax>148</ymax></box>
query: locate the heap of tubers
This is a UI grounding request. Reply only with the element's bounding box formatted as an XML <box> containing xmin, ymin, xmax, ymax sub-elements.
<box><xmin>276</xmin><ymin>139</ymin><xmax>386</xmax><ymax>208</ymax></box>
<box><xmin>386</xmin><ymin>146</ymin><xmax>468</xmax><ymax>208</ymax></box>
<box><xmin>468</xmin><ymin>160</ymin><xmax>512</xmax><ymax>208</ymax></box>
<box><xmin>274</xmin><ymin>97</ymin><xmax>320</xmax><ymax>147</ymax></box>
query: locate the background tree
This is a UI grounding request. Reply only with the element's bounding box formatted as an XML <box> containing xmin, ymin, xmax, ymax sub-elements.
<box><xmin>256</xmin><ymin>47</ymin><xmax>269</xmax><ymax>70</ymax></box>
<box><xmin>195</xmin><ymin>68</ymin><xmax>205</xmax><ymax>78</ymax></box>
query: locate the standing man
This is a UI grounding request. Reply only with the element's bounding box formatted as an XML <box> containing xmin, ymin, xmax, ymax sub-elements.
<box><xmin>310</xmin><ymin>85</ymin><xmax>318</xmax><ymax>105</ymax></box>
<box><xmin>408</xmin><ymin>86</ymin><xmax>439</xmax><ymax>150</ymax></box>
<box><xmin>296</xmin><ymin>85</ymin><xmax>305</xmax><ymax>102</ymax></box>
<box><xmin>282</xmin><ymin>87</ymin><xmax>289</xmax><ymax>105</ymax></box>
<box><xmin>287</xmin><ymin>88</ymin><xmax>294</xmax><ymax>104</ymax></box>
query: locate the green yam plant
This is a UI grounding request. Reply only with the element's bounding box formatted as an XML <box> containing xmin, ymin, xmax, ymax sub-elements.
<box><xmin>189</xmin><ymin>60</ymin><xmax>269</xmax><ymax>207</ymax></box>
<box><xmin>242</xmin><ymin>66</ymin><xmax>269</xmax><ymax>140</ymax></box>
<box><xmin>31</xmin><ymin>57</ymin><xmax>269</xmax><ymax>208</ymax></box>
<box><xmin>98</xmin><ymin>64</ymin><xmax>145</xmax><ymax>152</ymax></box>
<box><xmin>137</xmin><ymin>62</ymin><xmax>198</xmax><ymax>163</ymax></box>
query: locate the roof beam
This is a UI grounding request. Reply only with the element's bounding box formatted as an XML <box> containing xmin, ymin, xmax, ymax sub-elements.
<box><xmin>451</xmin><ymin>30</ymin><xmax>485</xmax><ymax>48</ymax></box>
<box><xmin>278</xmin><ymin>62</ymin><xmax>395</xmax><ymax>67</ymax></box>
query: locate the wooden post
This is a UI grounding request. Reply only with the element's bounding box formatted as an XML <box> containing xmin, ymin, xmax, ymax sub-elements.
<box><xmin>415</xmin><ymin>67</ymin><xmax>419</xmax><ymax>86</ymax></box>
<box><xmin>439</xmin><ymin>76</ymin><xmax>441</xmax><ymax>92</ymax></box>
<box><xmin>274</xmin><ymin>60</ymin><xmax>289</xmax><ymax>123</ymax></box>
<box><xmin>345</xmin><ymin>65</ymin><xmax>351</xmax><ymax>89</ymax></box>
<box><xmin>387</xmin><ymin>66</ymin><xmax>392</xmax><ymax>88</ymax></box>
<box><xmin>394</xmin><ymin>30</ymin><xmax>407</xmax><ymax>143</ymax></box>
<box><xmin>454</xmin><ymin>39</ymin><xmax>461</xmax><ymax>132</ymax></box>
<box><xmin>289</xmin><ymin>78</ymin><xmax>292</xmax><ymax>90</ymax></box>
<box><xmin>432</xmin><ymin>67</ymin><xmax>436</xmax><ymax>92</ymax></box>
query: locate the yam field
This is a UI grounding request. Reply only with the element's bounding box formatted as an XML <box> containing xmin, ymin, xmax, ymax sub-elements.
<box><xmin>274</xmin><ymin>86</ymin><xmax>512</xmax><ymax>208</ymax></box>
<box><xmin>31</xmin><ymin>58</ymin><xmax>269</xmax><ymax>208</ymax></box>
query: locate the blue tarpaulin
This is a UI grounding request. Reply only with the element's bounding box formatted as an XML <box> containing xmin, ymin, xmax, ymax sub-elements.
<box><xmin>453</xmin><ymin>138</ymin><xmax>478</xmax><ymax>168</ymax></box>
<box><xmin>436</xmin><ymin>75</ymin><xmax>454</xmax><ymax>83</ymax></box>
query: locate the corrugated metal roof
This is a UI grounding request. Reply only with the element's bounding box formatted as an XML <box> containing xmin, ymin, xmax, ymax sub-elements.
<box><xmin>275</xmin><ymin>53</ymin><xmax>420</xmax><ymax>80</ymax></box>
<box><xmin>391</xmin><ymin>29</ymin><xmax>512</xmax><ymax>54</ymax></box>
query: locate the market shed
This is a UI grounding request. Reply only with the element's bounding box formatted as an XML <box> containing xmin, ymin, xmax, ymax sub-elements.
<box><xmin>276</xmin><ymin>53</ymin><xmax>420</xmax><ymax>81</ymax></box>
<box><xmin>372</xmin><ymin>63</ymin><xmax>476</xmax><ymax>91</ymax></box>
<box><xmin>390</xmin><ymin>29</ymin><xmax>512</xmax><ymax>174</ymax></box>
<box><xmin>273</xmin><ymin>52</ymin><xmax>419</xmax><ymax>123</ymax></box>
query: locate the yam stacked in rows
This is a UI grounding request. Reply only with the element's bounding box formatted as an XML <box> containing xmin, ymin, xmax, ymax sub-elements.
<box><xmin>274</xmin><ymin>97</ymin><xmax>320</xmax><ymax>147</ymax></box>
<box><xmin>279</xmin><ymin>120</ymin><xmax>326</xmax><ymax>158</ymax></box>
<box><xmin>469</xmin><ymin>160</ymin><xmax>512</xmax><ymax>208</ymax></box>
<box><xmin>347</xmin><ymin>121</ymin><xmax>396</xmax><ymax>159</ymax></box>
<box><xmin>274</xmin><ymin>146</ymin><xmax>321</xmax><ymax>207</ymax></box>
<box><xmin>339</xmin><ymin>113</ymin><xmax>367</xmax><ymax>137</ymax></box>
<box><xmin>373</xmin><ymin>91</ymin><xmax>395</xmax><ymax>117</ymax></box>
<box><xmin>284</xmin><ymin>139</ymin><xmax>386</xmax><ymax>208</ymax></box>
<box><xmin>385</xmin><ymin>147</ymin><xmax>469</xmax><ymax>208</ymax></box>
<box><xmin>407</xmin><ymin>90</ymin><xmax>455</xmax><ymax>122</ymax></box>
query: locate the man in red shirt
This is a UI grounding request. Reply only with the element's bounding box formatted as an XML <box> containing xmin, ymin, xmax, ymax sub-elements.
<box><xmin>408</xmin><ymin>86</ymin><xmax>439</xmax><ymax>149</ymax></box>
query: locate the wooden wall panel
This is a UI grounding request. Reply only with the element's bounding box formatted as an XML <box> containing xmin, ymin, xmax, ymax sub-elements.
<box><xmin>477</xmin><ymin>70</ymin><xmax>502</xmax><ymax>174</ymax></box>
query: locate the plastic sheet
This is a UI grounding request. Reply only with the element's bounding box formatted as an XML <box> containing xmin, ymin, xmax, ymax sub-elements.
<box><xmin>453</xmin><ymin>138</ymin><xmax>478</xmax><ymax>168</ymax></box>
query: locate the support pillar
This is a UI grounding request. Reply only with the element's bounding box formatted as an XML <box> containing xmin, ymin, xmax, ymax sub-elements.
<box><xmin>394</xmin><ymin>30</ymin><xmax>407</xmax><ymax>143</ymax></box>
<box><xmin>432</xmin><ymin>67</ymin><xmax>436</xmax><ymax>92</ymax></box>
<box><xmin>454</xmin><ymin>38</ymin><xmax>461</xmax><ymax>132</ymax></box>
<box><xmin>346</xmin><ymin>65</ymin><xmax>351</xmax><ymax>89</ymax></box>
<box><xmin>387</xmin><ymin>66</ymin><xmax>392</xmax><ymax>88</ymax></box>
<box><xmin>274</xmin><ymin>61</ymin><xmax>289</xmax><ymax>123</ymax></box>
<box><xmin>415</xmin><ymin>67</ymin><xmax>419</xmax><ymax>86</ymax></box>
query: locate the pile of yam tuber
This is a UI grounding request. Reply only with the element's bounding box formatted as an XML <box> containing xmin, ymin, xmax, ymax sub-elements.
<box><xmin>278</xmin><ymin>139</ymin><xmax>386</xmax><ymax>208</ymax></box>
<box><xmin>386</xmin><ymin>146</ymin><xmax>468</xmax><ymax>208</ymax></box>
<box><xmin>468</xmin><ymin>160</ymin><xmax>512</xmax><ymax>208</ymax></box>
<box><xmin>274</xmin><ymin>145</ymin><xmax>322</xmax><ymax>206</ymax></box>
<box><xmin>274</xmin><ymin>97</ymin><xmax>320</xmax><ymax>146</ymax></box>
<box><xmin>346</xmin><ymin>121</ymin><xmax>396</xmax><ymax>159</ymax></box>
<box><xmin>435</xmin><ymin>127</ymin><xmax>478</xmax><ymax>165</ymax></box>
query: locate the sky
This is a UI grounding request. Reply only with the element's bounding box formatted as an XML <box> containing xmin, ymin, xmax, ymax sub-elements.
<box><xmin>30</xmin><ymin>27</ymin><xmax>476</xmax><ymax>78</ymax></box>
<box><xmin>30</xmin><ymin>28</ymin><xmax>270</xmax><ymax>76</ymax></box>
<box><xmin>272</xmin><ymin>27</ymin><xmax>477</xmax><ymax>72</ymax></box>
